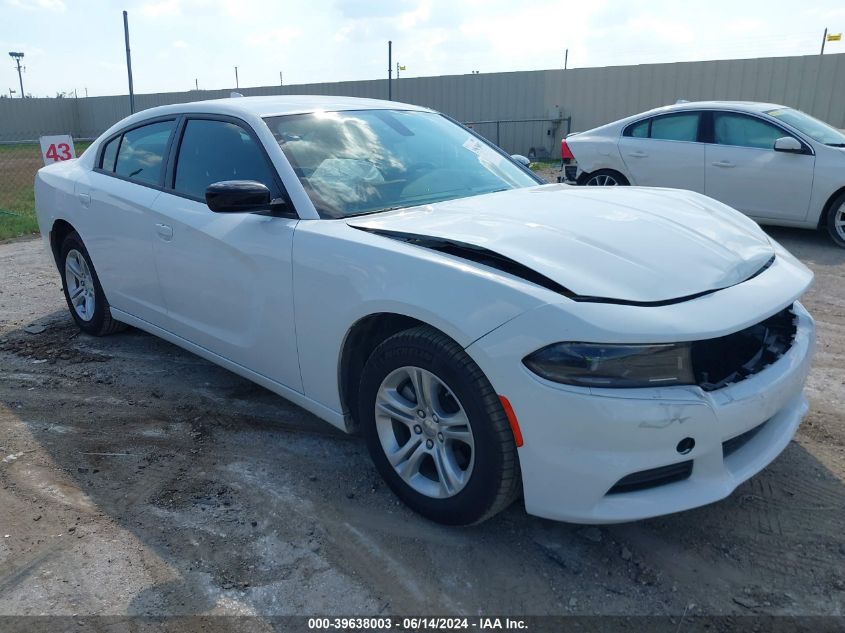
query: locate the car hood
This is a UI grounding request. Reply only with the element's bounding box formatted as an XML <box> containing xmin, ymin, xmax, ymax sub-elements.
<box><xmin>347</xmin><ymin>184</ymin><xmax>775</xmax><ymax>304</ymax></box>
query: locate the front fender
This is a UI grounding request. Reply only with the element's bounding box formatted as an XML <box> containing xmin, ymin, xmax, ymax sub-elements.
<box><xmin>292</xmin><ymin>220</ymin><xmax>548</xmax><ymax>413</ymax></box>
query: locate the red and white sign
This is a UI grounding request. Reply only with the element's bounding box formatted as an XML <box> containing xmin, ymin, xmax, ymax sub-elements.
<box><xmin>39</xmin><ymin>135</ymin><xmax>77</xmax><ymax>166</ymax></box>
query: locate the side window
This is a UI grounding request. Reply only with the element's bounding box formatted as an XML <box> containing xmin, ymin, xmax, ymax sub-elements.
<box><xmin>114</xmin><ymin>120</ymin><xmax>175</xmax><ymax>185</ymax></box>
<box><xmin>100</xmin><ymin>135</ymin><xmax>120</xmax><ymax>172</ymax></box>
<box><xmin>173</xmin><ymin>119</ymin><xmax>278</xmax><ymax>200</ymax></box>
<box><xmin>649</xmin><ymin>113</ymin><xmax>698</xmax><ymax>142</ymax></box>
<box><xmin>713</xmin><ymin>113</ymin><xmax>785</xmax><ymax>150</ymax></box>
<box><xmin>627</xmin><ymin>120</ymin><xmax>649</xmax><ymax>138</ymax></box>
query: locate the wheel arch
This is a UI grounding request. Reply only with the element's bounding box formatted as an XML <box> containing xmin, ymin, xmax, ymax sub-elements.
<box><xmin>49</xmin><ymin>219</ymin><xmax>78</xmax><ymax>269</ymax></box>
<box><xmin>817</xmin><ymin>185</ymin><xmax>845</xmax><ymax>229</ymax></box>
<box><xmin>577</xmin><ymin>167</ymin><xmax>630</xmax><ymax>186</ymax></box>
<box><xmin>338</xmin><ymin>312</ymin><xmax>457</xmax><ymax>432</ymax></box>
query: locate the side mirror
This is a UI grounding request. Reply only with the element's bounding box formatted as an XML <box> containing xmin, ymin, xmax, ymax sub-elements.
<box><xmin>206</xmin><ymin>180</ymin><xmax>276</xmax><ymax>213</ymax></box>
<box><xmin>511</xmin><ymin>154</ymin><xmax>531</xmax><ymax>167</ymax></box>
<box><xmin>773</xmin><ymin>136</ymin><xmax>804</xmax><ymax>153</ymax></box>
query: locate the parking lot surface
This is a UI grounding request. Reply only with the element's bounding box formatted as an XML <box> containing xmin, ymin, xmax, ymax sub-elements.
<box><xmin>0</xmin><ymin>224</ymin><xmax>843</xmax><ymax>618</ymax></box>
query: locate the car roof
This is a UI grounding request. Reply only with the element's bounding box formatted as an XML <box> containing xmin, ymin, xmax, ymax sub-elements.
<box><xmin>127</xmin><ymin>95</ymin><xmax>433</xmax><ymax>121</ymax></box>
<box><xmin>571</xmin><ymin>100</ymin><xmax>791</xmax><ymax>136</ymax></box>
<box><xmin>641</xmin><ymin>100</ymin><xmax>787</xmax><ymax>116</ymax></box>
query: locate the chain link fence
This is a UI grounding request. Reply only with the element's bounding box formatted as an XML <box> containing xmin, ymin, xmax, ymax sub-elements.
<box><xmin>464</xmin><ymin>117</ymin><xmax>571</xmax><ymax>161</ymax></box>
<box><xmin>0</xmin><ymin>137</ymin><xmax>91</xmax><ymax>240</ymax></box>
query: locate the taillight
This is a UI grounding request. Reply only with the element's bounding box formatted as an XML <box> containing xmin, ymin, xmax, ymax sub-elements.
<box><xmin>560</xmin><ymin>138</ymin><xmax>574</xmax><ymax>161</ymax></box>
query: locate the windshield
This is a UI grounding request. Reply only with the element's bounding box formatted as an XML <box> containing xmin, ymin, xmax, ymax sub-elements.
<box><xmin>766</xmin><ymin>108</ymin><xmax>845</xmax><ymax>146</ymax></box>
<box><xmin>263</xmin><ymin>110</ymin><xmax>540</xmax><ymax>218</ymax></box>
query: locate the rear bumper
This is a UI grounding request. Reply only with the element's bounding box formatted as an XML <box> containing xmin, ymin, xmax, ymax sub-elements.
<box><xmin>468</xmin><ymin>300</ymin><xmax>815</xmax><ymax>524</ymax></box>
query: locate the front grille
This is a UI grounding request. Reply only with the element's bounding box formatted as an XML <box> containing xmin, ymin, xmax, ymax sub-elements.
<box><xmin>722</xmin><ymin>421</ymin><xmax>767</xmax><ymax>458</ymax></box>
<box><xmin>693</xmin><ymin>305</ymin><xmax>797</xmax><ymax>391</ymax></box>
<box><xmin>607</xmin><ymin>460</ymin><xmax>693</xmax><ymax>495</ymax></box>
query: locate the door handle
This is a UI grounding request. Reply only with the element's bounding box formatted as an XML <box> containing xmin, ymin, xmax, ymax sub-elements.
<box><xmin>627</xmin><ymin>151</ymin><xmax>648</xmax><ymax>158</ymax></box>
<box><xmin>711</xmin><ymin>160</ymin><xmax>735</xmax><ymax>168</ymax></box>
<box><xmin>155</xmin><ymin>223</ymin><xmax>173</xmax><ymax>241</ymax></box>
<box><xmin>77</xmin><ymin>192</ymin><xmax>91</xmax><ymax>207</ymax></box>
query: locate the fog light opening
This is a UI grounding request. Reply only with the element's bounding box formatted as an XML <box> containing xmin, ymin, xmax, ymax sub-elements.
<box><xmin>676</xmin><ymin>437</ymin><xmax>695</xmax><ymax>455</ymax></box>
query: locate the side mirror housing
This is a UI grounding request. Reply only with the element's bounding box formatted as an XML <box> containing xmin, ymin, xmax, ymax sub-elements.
<box><xmin>206</xmin><ymin>180</ymin><xmax>276</xmax><ymax>213</ymax></box>
<box><xmin>511</xmin><ymin>154</ymin><xmax>531</xmax><ymax>167</ymax></box>
<box><xmin>773</xmin><ymin>136</ymin><xmax>804</xmax><ymax>153</ymax></box>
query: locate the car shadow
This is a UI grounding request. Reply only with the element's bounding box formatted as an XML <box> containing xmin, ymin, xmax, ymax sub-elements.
<box><xmin>1</xmin><ymin>312</ymin><xmax>843</xmax><ymax>619</ymax></box>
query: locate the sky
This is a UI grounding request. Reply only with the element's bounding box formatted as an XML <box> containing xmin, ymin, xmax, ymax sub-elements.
<box><xmin>2</xmin><ymin>0</ymin><xmax>845</xmax><ymax>98</ymax></box>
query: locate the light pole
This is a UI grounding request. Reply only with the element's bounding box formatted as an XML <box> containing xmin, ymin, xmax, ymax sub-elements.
<box><xmin>122</xmin><ymin>12</ymin><xmax>135</xmax><ymax>113</ymax></box>
<box><xmin>8</xmin><ymin>52</ymin><xmax>24</xmax><ymax>98</ymax></box>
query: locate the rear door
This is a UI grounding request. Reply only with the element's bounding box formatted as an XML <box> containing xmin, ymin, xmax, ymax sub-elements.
<box><xmin>617</xmin><ymin>111</ymin><xmax>705</xmax><ymax>192</ymax></box>
<box><xmin>704</xmin><ymin>111</ymin><xmax>815</xmax><ymax>222</ymax></box>
<box><xmin>149</xmin><ymin>116</ymin><xmax>302</xmax><ymax>390</ymax></box>
<box><xmin>75</xmin><ymin>118</ymin><xmax>176</xmax><ymax>324</ymax></box>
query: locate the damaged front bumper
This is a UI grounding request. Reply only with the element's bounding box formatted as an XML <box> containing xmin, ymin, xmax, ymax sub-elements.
<box><xmin>466</xmin><ymin>248</ymin><xmax>815</xmax><ymax>523</ymax></box>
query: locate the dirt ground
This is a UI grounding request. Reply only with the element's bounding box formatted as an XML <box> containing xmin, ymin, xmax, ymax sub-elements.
<box><xmin>0</xmin><ymin>219</ymin><xmax>844</xmax><ymax>621</ymax></box>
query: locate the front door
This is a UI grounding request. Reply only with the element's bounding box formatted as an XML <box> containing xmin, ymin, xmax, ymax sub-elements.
<box><xmin>150</xmin><ymin>117</ymin><xmax>302</xmax><ymax>390</ymax></box>
<box><xmin>704</xmin><ymin>111</ymin><xmax>815</xmax><ymax>222</ymax></box>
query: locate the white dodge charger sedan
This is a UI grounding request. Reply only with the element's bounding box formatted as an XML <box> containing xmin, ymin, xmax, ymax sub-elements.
<box><xmin>561</xmin><ymin>101</ymin><xmax>845</xmax><ymax>247</ymax></box>
<box><xmin>35</xmin><ymin>96</ymin><xmax>815</xmax><ymax>525</ymax></box>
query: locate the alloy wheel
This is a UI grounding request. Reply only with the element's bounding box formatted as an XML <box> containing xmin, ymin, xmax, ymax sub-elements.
<box><xmin>64</xmin><ymin>249</ymin><xmax>96</xmax><ymax>322</ymax></box>
<box><xmin>586</xmin><ymin>173</ymin><xmax>619</xmax><ymax>186</ymax></box>
<box><xmin>374</xmin><ymin>366</ymin><xmax>475</xmax><ymax>499</ymax></box>
<box><xmin>835</xmin><ymin>202</ymin><xmax>845</xmax><ymax>243</ymax></box>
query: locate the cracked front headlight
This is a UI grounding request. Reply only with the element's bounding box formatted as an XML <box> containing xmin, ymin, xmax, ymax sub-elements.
<box><xmin>523</xmin><ymin>342</ymin><xmax>695</xmax><ymax>388</ymax></box>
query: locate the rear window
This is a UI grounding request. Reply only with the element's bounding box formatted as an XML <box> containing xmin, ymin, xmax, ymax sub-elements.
<box><xmin>114</xmin><ymin>120</ymin><xmax>175</xmax><ymax>185</ymax></box>
<box><xmin>100</xmin><ymin>136</ymin><xmax>120</xmax><ymax>172</ymax></box>
<box><xmin>624</xmin><ymin>112</ymin><xmax>700</xmax><ymax>142</ymax></box>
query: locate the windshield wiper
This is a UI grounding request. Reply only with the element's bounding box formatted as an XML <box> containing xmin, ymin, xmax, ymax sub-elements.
<box><xmin>826</xmin><ymin>142</ymin><xmax>845</xmax><ymax>147</ymax></box>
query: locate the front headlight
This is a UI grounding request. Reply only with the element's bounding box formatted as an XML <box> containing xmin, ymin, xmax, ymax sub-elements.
<box><xmin>523</xmin><ymin>342</ymin><xmax>695</xmax><ymax>388</ymax></box>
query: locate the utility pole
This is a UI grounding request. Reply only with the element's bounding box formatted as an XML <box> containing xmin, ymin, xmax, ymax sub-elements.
<box><xmin>564</xmin><ymin>48</ymin><xmax>569</xmax><ymax>70</ymax></box>
<box><xmin>279</xmin><ymin>71</ymin><xmax>283</xmax><ymax>86</ymax></box>
<box><xmin>235</xmin><ymin>66</ymin><xmax>239</xmax><ymax>89</ymax></box>
<box><xmin>8</xmin><ymin>52</ymin><xmax>24</xmax><ymax>98</ymax></box>
<box><xmin>822</xmin><ymin>27</ymin><xmax>828</xmax><ymax>55</ymax></box>
<box><xmin>195</xmin><ymin>78</ymin><xmax>198</xmax><ymax>90</ymax></box>
<box><xmin>84</xmin><ymin>87</ymin><xmax>88</xmax><ymax>97</ymax></box>
<box><xmin>122</xmin><ymin>11</ymin><xmax>135</xmax><ymax>113</ymax></box>
<box><xmin>388</xmin><ymin>40</ymin><xmax>392</xmax><ymax>100</ymax></box>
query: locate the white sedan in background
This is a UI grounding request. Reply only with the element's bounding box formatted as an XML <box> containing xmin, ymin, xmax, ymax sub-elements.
<box><xmin>35</xmin><ymin>96</ymin><xmax>814</xmax><ymax>525</ymax></box>
<box><xmin>562</xmin><ymin>101</ymin><xmax>845</xmax><ymax>247</ymax></box>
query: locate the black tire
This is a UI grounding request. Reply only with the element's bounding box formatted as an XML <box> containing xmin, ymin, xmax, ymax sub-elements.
<box><xmin>358</xmin><ymin>326</ymin><xmax>521</xmax><ymax>525</ymax></box>
<box><xmin>825</xmin><ymin>191</ymin><xmax>845</xmax><ymax>248</ymax></box>
<box><xmin>578</xmin><ymin>169</ymin><xmax>630</xmax><ymax>187</ymax></box>
<box><xmin>59</xmin><ymin>231</ymin><xmax>126</xmax><ymax>336</ymax></box>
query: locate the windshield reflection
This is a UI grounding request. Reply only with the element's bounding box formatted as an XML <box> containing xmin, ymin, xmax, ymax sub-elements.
<box><xmin>264</xmin><ymin>110</ymin><xmax>539</xmax><ymax>218</ymax></box>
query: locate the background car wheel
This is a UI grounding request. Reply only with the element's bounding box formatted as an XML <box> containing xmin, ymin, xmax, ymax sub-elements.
<box><xmin>579</xmin><ymin>169</ymin><xmax>629</xmax><ymax>187</ymax></box>
<box><xmin>826</xmin><ymin>193</ymin><xmax>845</xmax><ymax>248</ymax></box>
<box><xmin>60</xmin><ymin>232</ymin><xmax>126</xmax><ymax>336</ymax></box>
<box><xmin>358</xmin><ymin>326</ymin><xmax>521</xmax><ymax>525</ymax></box>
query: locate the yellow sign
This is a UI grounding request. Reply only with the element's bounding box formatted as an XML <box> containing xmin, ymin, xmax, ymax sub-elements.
<box><xmin>828</xmin><ymin>33</ymin><xmax>842</xmax><ymax>41</ymax></box>
<box><xmin>398</xmin><ymin>65</ymin><xmax>407</xmax><ymax>70</ymax></box>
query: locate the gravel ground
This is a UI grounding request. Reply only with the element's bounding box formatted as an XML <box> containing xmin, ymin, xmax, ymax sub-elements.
<box><xmin>0</xmin><ymin>211</ymin><xmax>844</xmax><ymax>620</ymax></box>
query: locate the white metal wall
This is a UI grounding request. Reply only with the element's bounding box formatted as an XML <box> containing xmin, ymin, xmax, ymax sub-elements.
<box><xmin>2</xmin><ymin>53</ymin><xmax>844</xmax><ymax>149</ymax></box>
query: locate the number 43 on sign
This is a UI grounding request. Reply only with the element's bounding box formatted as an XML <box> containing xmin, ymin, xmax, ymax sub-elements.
<box><xmin>39</xmin><ymin>135</ymin><xmax>76</xmax><ymax>166</ymax></box>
